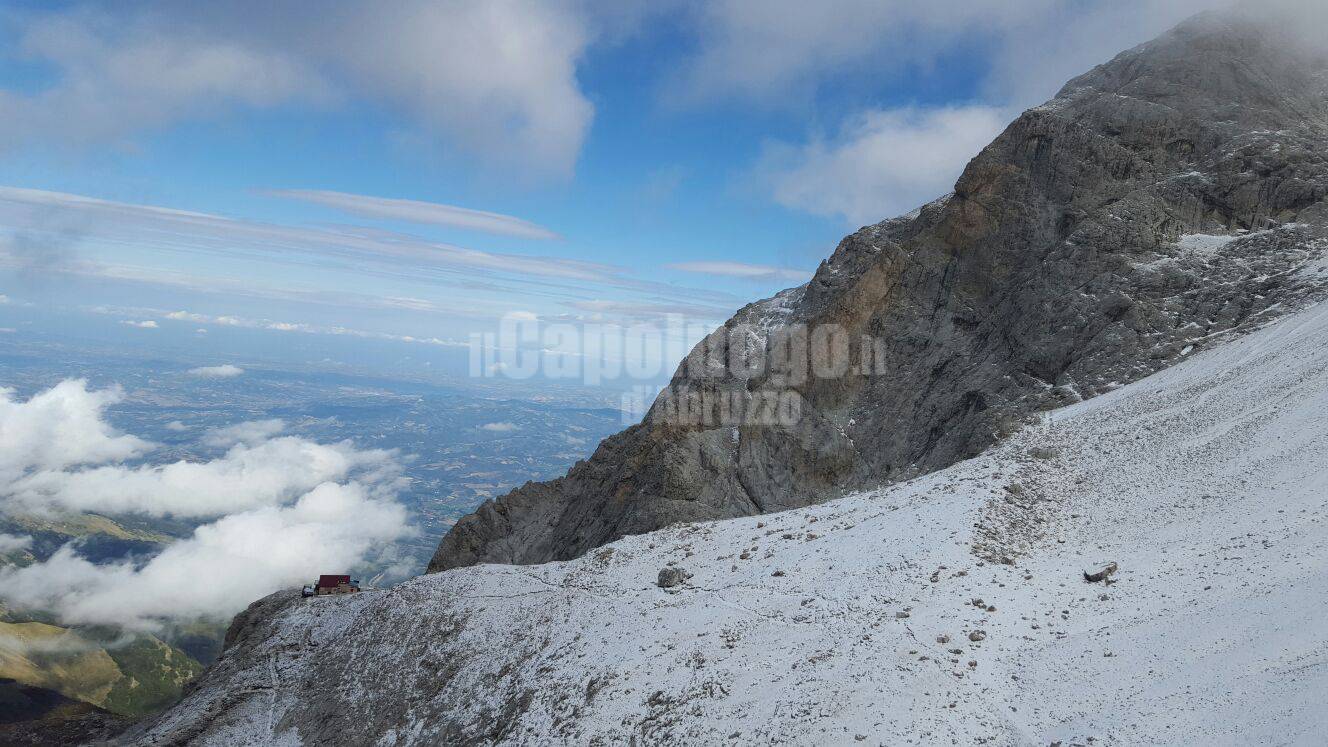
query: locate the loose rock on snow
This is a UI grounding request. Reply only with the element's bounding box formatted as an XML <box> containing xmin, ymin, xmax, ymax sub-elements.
<box><xmin>657</xmin><ymin>567</ymin><xmax>691</xmax><ymax>588</ymax></box>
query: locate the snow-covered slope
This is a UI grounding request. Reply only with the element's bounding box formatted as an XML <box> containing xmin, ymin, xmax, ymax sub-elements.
<box><xmin>126</xmin><ymin>300</ymin><xmax>1328</xmax><ymax>746</ymax></box>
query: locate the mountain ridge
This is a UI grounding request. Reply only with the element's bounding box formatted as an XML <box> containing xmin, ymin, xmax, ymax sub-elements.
<box><xmin>430</xmin><ymin>8</ymin><xmax>1328</xmax><ymax>573</ymax></box>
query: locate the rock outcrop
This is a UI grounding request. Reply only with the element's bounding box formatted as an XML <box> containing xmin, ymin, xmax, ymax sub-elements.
<box><xmin>430</xmin><ymin>10</ymin><xmax>1328</xmax><ymax>573</ymax></box>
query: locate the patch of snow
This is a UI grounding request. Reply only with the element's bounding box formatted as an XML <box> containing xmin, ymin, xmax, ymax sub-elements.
<box><xmin>743</xmin><ymin>285</ymin><xmax>805</xmax><ymax>333</ymax></box>
<box><xmin>1176</xmin><ymin>232</ymin><xmax>1239</xmax><ymax>253</ymax></box>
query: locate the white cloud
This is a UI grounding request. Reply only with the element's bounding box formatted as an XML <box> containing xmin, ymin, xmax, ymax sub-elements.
<box><xmin>670</xmin><ymin>0</ymin><xmax>1227</xmax><ymax>108</ymax></box>
<box><xmin>0</xmin><ymin>382</ymin><xmax>378</xmax><ymax>524</ymax></box>
<box><xmin>0</xmin><ymin>533</ymin><xmax>32</xmax><ymax>553</ymax></box>
<box><xmin>674</xmin><ymin>1</ymin><xmax>1246</xmax><ymax>227</ymax></box>
<box><xmin>0</xmin><ymin>294</ymin><xmax>9</xmax><ymax>304</ymax></box>
<box><xmin>982</xmin><ymin>0</ymin><xmax>1228</xmax><ymax>106</ymax></box>
<box><xmin>0</xmin><ymin>379</ymin><xmax>414</xmax><ymax>630</ymax></box>
<box><xmin>0</xmin><ymin>481</ymin><xmax>411</xmax><ymax>630</ymax></box>
<box><xmin>165</xmin><ymin>420</ymin><xmax>190</xmax><ymax>432</ymax></box>
<box><xmin>9</xmin><ymin>434</ymin><xmax>396</xmax><ymax>519</ymax></box>
<box><xmin>478</xmin><ymin>422</ymin><xmax>520</xmax><ymax>432</ymax></box>
<box><xmin>666</xmin><ymin>261</ymin><xmax>812</xmax><ymax>283</ymax></box>
<box><xmin>0</xmin><ymin>380</ymin><xmax>150</xmax><ymax>484</ymax></box>
<box><xmin>187</xmin><ymin>364</ymin><xmax>244</xmax><ymax>378</ymax></box>
<box><xmin>760</xmin><ymin>105</ymin><xmax>1010</xmax><ymax>225</ymax></box>
<box><xmin>0</xmin><ymin>6</ymin><xmax>330</xmax><ymax>148</ymax></box>
<box><xmin>202</xmin><ymin>419</ymin><xmax>285</xmax><ymax>448</ymax></box>
<box><xmin>120</xmin><ymin>319</ymin><xmax>159</xmax><ymax>329</ymax></box>
<box><xmin>328</xmin><ymin>0</ymin><xmax>595</xmax><ymax>178</ymax></box>
<box><xmin>668</xmin><ymin>0</ymin><xmax>1041</xmax><ymax>104</ymax></box>
<box><xmin>0</xmin><ymin>1</ymin><xmax>600</xmax><ymax>177</ymax></box>
<box><xmin>267</xmin><ymin>190</ymin><xmax>559</xmax><ymax>240</ymax></box>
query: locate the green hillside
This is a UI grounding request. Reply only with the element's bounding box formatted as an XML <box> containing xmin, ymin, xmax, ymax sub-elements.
<box><xmin>0</xmin><ymin>620</ymin><xmax>203</xmax><ymax>717</ymax></box>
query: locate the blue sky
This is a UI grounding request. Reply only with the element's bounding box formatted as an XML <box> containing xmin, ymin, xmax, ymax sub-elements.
<box><xmin>0</xmin><ymin>0</ymin><xmax>1227</xmax><ymax>381</ymax></box>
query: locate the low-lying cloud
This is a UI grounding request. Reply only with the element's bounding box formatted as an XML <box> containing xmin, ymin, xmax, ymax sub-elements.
<box><xmin>187</xmin><ymin>364</ymin><xmax>244</xmax><ymax>378</ymax></box>
<box><xmin>0</xmin><ymin>379</ymin><xmax>414</xmax><ymax>631</ymax></box>
<box><xmin>9</xmin><ymin>429</ymin><xmax>398</xmax><ymax>519</ymax></box>
<box><xmin>202</xmin><ymin>419</ymin><xmax>286</xmax><ymax>448</ymax></box>
<box><xmin>0</xmin><ymin>532</ymin><xmax>32</xmax><ymax>553</ymax></box>
<box><xmin>2</xmin><ymin>482</ymin><xmax>410</xmax><ymax>631</ymax></box>
<box><xmin>0</xmin><ymin>380</ymin><xmax>151</xmax><ymax>483</ymax></box>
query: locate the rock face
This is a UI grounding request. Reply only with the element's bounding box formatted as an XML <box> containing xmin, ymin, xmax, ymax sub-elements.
<box><xmin>430</xmin><ymin>10</ymin><xmax>1328</xmax><ymax>573</ymax></box>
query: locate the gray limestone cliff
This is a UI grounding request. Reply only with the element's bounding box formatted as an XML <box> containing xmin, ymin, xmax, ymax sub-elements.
<box><xmin>429</xmin><ymin>10</ymin><xmax>1328</xmax><ymax>573</ymax></box>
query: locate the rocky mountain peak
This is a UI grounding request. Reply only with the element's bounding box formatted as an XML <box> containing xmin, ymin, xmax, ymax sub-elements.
<box><xmin>427</xmin><ymin>9</ymin><xmax>1328</xmax><ymax>574</ymax></box>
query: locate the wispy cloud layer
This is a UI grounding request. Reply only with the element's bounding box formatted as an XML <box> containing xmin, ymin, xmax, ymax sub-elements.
<box><xmin>151</xmin><ymin>309</ymin><xmax>467</xmax><ymax>349</ymax></box>
<box><xmin>565</xmin><ymin>299</ymin><xmax>737</xmax><ymax>322</ymax></box>
<box><xmin>666</xmin><ymin>261</ymin><xmax>812</xmax><ymax>283</ymax></box>
<box><xmin>268</xmin><ymin>189</ymin><xmax>561</xmax><ymax>240</ymax></box>
<box><xmin>0</xmin><ymin>186</ymin><xmax>612</xmax><ymax>283</ymax></box>
<box><xmin>0</xmin><ymin>185</ymin><xmax>746</xmax><ymax>329</ymax></box>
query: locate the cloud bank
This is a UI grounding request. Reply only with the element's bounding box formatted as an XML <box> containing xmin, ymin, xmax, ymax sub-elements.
<box><xmin>0</xmin><ymin>379</ymin><xmax>413</xmax><ymax>630</ymax></box>
<box><xmin>9</xmin><ymin>429</ymin><xmax>397</xmax><ymax>520</ymax></box>
<box><xmin>2</xmin><ymin>482</ymin><xmax>408</xmax><ymax>630</ymax></box>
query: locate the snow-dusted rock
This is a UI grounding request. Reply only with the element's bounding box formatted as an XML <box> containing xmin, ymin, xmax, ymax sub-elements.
<box><xmin>656</xmin><ymin>567</ymin><xmax>690</xmax><ymax>589</ymax></box>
